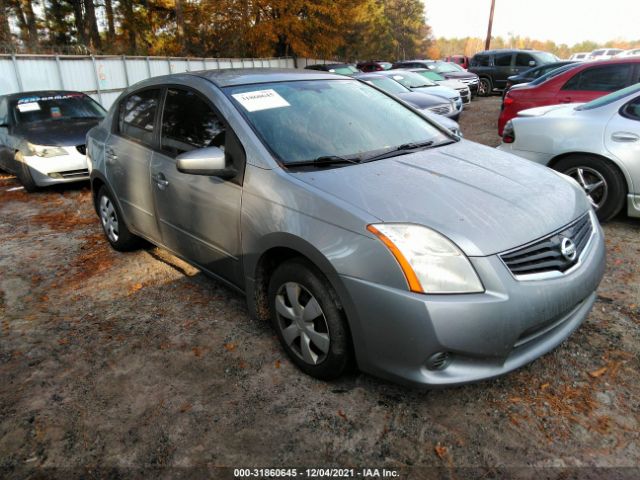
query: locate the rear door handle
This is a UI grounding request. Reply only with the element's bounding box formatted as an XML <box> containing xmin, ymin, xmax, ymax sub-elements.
<box><xmin>611</xmin><ymin>131</ymin><xmax>639</xmax><ymax>142</ymax></box>
<box><xmin>559</xmin><ymin>97</ymin><xmax>573</xmax><ymax>103</ymax></box>
<box><xmin>152</xmin><ymin>173</ymin><xmax>169</xmax><ymax>189</ymax></box>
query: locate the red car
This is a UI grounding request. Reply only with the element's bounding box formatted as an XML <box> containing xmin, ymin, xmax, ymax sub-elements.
<box><xmin>356</xmin><ymin>61</ymin><xmax>393</xmax><ymax>72</ymax></box>
<box><xmin>444</xmin><ymin>55</ymin><xmax>469</xmax><ymax>70</ymax></box>
<box><xmin>498</xmin><ymin>58</ymin><xmax>640</xmax><ymax>135</ymax></box>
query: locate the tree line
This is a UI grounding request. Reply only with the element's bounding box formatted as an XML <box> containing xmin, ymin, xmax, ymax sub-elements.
<box><xmin>0</xmin><ymin>0</ymin><xmax>432</xmax><ymax>60</ymax></box>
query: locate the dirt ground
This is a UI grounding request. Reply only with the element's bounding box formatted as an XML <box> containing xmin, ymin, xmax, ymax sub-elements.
<box><xmin>1</xmin><ymin>97</ymin><xmax>639</xmax><ymax>479</ymax></box>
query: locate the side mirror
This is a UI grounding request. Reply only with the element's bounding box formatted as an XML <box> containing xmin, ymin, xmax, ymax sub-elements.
<box><xmin>529</xmin><ymin>60</ymin><xmax>536</xmax><ymax>67</ymax></box>
<box><xmin>176</xmin><ymin>146</ymin><xmax>236</xmax><ymax>179</ymax></box>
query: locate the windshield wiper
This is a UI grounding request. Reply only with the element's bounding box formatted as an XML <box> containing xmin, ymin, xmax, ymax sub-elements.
<box><xmin>287</xmin><ymin>155</ymin><xmax>361</xmax><ymax>168</ymax></box>
<box><xmin>362</xmin><ymin>140</ymin><xmax>435</xmax><ymax>163</ymax></box>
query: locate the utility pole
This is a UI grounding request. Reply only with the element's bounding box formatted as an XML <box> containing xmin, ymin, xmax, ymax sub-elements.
<box><xmin>485</xmin><ymin>0</ymin><xmax>496</xmax><ymax>51</ymax></box>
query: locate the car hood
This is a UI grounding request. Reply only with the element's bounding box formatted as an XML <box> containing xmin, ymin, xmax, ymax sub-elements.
<box><xmin>292</xmin><ymin>140</ymin><xmax>589</xmax><ymax>257</ymax></box>
<box><xmin>518</xmin><ymin>103</ymin><xmax>583</xmax><ymax>117</ymax></box>
<box><xmin>411</xmin><ymin>85</ymin><xmax>458</xmax><ymax>100</ymax></box>
<box><xmin>395</xmin><ymin>91</ymin><xmax>447</xmax><ymax>109</ymax></box>
<box><xmin>440</xmin><ymin>71</ymin><xmax>478</xmax><ymax>81</ymax></box>
<box><xmin>436</xmin><ymin>79</ymin><xmax>468</xmax><ymax>90</ymax></box>
<box><xmin>12</xmin><ymin>118</ymin><xmax>102</xmax><ymax>146</ymax></box>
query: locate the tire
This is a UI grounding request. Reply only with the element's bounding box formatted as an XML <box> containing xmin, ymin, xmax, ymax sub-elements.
<box><xmin>268</xmin><ymin>259</ymin><xmax>351</xmax><ymax>380</ymax></box>
<box><xmin>96</xmin><ymin>186</ymin><xmax>142</xmax><ymax>251</ymax></box>
<box><xmin>553</xmin><ymin>154</ymin><xmax>626</xmax><ymax>221</ymax></box>
<box><xmin>478</xmin><ymin>77</ymin><xmax>492</xmax><ymax>97</ymax></box>
<box><xmin>15</xmin><ymin>151</ymin><xmax>38</xmax><ymax>192</ymax></box>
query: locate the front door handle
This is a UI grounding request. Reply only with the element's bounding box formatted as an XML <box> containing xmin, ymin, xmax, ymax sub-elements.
<box><xmin>152</xmin><ymin>173</ymin><xmax>170</xmax><ymax>189</ymax></box>
<box><xmin>559</xmin><ymin>97</ymin><xmax>573</xmax><ymax>103</ymax></box>
<box><xmin>611</xmin><ymin>131</ymin><xmax>639</xmax><ymax>142</ymax></box>
<box><xmin>105</xmin><ymin>148</ymin><xmax>117</xmax><ymax>164</ymax></box>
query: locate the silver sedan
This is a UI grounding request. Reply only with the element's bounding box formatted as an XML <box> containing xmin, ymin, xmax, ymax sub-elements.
<box><xmin>498</xmin><ymin>83</ymin><xmax>640</xmax><ymax>221</ymax></box>
<box><xmin>87</xmin><ymin>69</ymin><xmax>605</xmax><ymax>387</ymax></box>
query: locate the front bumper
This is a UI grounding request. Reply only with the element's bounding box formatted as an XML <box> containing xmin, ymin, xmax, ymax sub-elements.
<box><xmin>24</xmin><ymin>146</ymin><xmax>89</xmax><ymax>186</ymax></box>
<box><xmin>340</xmin><ymin>215</ymin><xmax>605</xmax><ymax>387</ymax></box>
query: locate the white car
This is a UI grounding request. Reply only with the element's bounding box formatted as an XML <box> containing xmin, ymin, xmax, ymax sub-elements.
<box><xmin>587</xmin><ymin>48</ymin><xmax>624</xmax><ymax>61</ymax></box>
<box><xmin>497</xmin><ymin>84</ymin><xmax>640</xmax><ymax>221</ymax></box>
<box><xmin>569</xmin><ymin>52</ymin><xmax>589</xmax><ymax>61</ymax></box>
<box><xmin>615</xmin><ymin>48</ymin><xmax>640</xmax><ymax>58</ymax></box>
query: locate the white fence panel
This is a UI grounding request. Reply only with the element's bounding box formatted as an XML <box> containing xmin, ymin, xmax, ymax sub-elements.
<box><xmin>0</xmin><ymin>55</ymin><xmax>324</xmax><ymax>109</ymax></box>
<box><xmin>15</xmin><ymin>57</ymin><xmax>61</xmax><ymax>91</ymax></box>
<box><xmin>0</xmin><ymin>58</ymin><xmax>20</xmax><ymax>93</ymax></box>
<box><xmin>94</xmin><ymin>57</ymin><xmax>128</xmax><ymax>91</ymax></box>
<box><xmin>148</xmin><ymin>59</ymin><xmax>171</xmax><ymax>77</ymax></box>
<box><xmin>126</xmin><ymin>58</ymin><xmax>152</xmax><ymax>85</ymax></box>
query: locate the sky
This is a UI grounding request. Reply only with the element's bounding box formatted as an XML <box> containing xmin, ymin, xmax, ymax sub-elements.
<box><xmin>424</xmin><ymin>0</ymin><xmax>640</xmax><ymax>46</ymax></box>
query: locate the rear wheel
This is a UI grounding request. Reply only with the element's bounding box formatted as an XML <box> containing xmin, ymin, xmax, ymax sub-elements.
<box><xmin>268</xmin><ymin>259</ymin><xmax>351</xmax><ymax>380</ymax></box>
<box><xmin>96</xmin><ymin>186</ymin><xmax>142</xmax><ymax>251</ymax></box>
<box><xmin>15</xmin><ymin>151</ymin><xmax>38</xmax><ymax>192</ymax></box>
<box><xmin>553</xmin><ymin>154</ymin><xmax>626</xmax><ymax>221</ymax></box>
<box><xmin>478</xmin><ymin>77</ymin><xmax>492</xmax><ymax>97</ymax></box>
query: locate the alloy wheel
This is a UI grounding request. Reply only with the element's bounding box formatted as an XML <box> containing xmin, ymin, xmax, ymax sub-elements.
<box><xmin>478</xmin><ymin>79</ymin><xmax>490</xmax><ymax>96</ymax></box>
<box><xmin>564</xmin><ymin>166</ymin><xmax>608</xmax><ymax>210</ymax></box>
<box><xmin>274</xmin><ymin>282</ymin><xmax>330</xmax><ymax>365</ymax></box>
<box><xmin>99</xmin><ymin>195</ymin><xmax>119</xmax><ymax>243</ymax></box>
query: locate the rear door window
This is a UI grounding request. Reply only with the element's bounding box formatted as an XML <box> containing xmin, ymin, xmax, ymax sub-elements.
<box><xmin>118</xmin><ymin>89</ymin><xmax>160</xmax><ymax>146</ymax></box>
<box><xmin>494</xmin><ymin>53</ymin><xmax>513</xmax><ymax>67</ymax></box>
<box><xmin>621</xmin><ymin>97</ymin><xmax>640</xmax><ymax>120</ymax></box>
<box><xmin>515</xmin><ymin>53</ymin><xmax>535</xmax><ymax>67</ymax></box>
<box><xmin>563</xmin><ymin>65</ymin><xmax>632</xmax><ymax>91</ymax></box>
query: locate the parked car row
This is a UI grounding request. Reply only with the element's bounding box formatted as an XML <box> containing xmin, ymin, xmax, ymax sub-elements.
<box><xmin>569</xmin><ymin>48</ymin><xmax>640</xmax><ymax>61</ymax></box>
<box><xmin>499</xmin><ymin>58</ymin><xmax>640</xmax><ymax>134</ymax></box>
<box><xmin>0</xmin><ymin>67</ymin><xmax>609</xmax><ymax>390</ymax></box>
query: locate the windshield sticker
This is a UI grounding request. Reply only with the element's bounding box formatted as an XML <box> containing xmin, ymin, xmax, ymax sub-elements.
<box><xmin>18</xmin><ymin>93</ymin><xmax>83</xmax><ymax>104</ymax></box>
<box><xmin>50</xmin><ymin>107</ymin><xmax>62</xmax><ymax>118</ymax></box>
<box><xmin>232</xmin><ymin>89</ymin><xmax>290</xmax><ymax>112</ymax></box>
<box><xmin>16</xmin><ymin>102</ymin><xmax>41</xmax><ymax>112</ymax></box>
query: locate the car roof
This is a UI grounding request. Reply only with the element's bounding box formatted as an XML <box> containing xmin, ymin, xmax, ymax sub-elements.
<box><xmin>474</xmin><ymin>49</ymin><xmax>549</xmax><ymax>55</ymax></box>
<box><xmin>1</xmin><ymin>90</ymin><xmax>87</xmax><ymax>101</ymax></box>
<box><xmin>188</xmin><ymin>68</ymin><xmax>345</xmax><ymax>87</ymax></box>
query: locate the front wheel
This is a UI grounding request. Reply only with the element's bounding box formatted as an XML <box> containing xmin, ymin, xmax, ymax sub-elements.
<box><xmin>553</xmin><ymin>154</ymin><xmax>626</xmax><ymax>221</ymax></box>
<box><xmin>477</xmin><ymin>78</ymin><xmax>492</xmax><ymax>97</ymax></box>
<box><xmin>268</xmin><ymin>259</ymin><xmax>352</xmax><ymax>380</ymax></box>
<box><xmin>96</xmin><ymin>186</ymin><xmax>142</xmax><ymax>251</ymax></box>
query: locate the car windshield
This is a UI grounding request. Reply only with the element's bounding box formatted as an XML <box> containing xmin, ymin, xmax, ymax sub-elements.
<box><xmin>328</xmin><ymin>65</ymin><xmax>359</xmax><ymax>76</ymax></box>
<box><xmin>418</xmin><ymin>70</ymin><xmax>446</xmax><ymax>82</ymax></box>
<box><xmin>225</xmin><ymin>79</ymin><xmax>448</xmax><ymax>165</ymax></box>
<box><xmin>363</xmin><ymin>76</ymin><xmax>410</xmax><ymax>95</ymax></box>
<box><xmin>12</xmin><ymin>93</ymin><xmax>106</xmax><ymax>124</ymax></box>
<box><xmin>529</xmin><ymin>63</ymin><xmax>580</xmax><ymax>86</ymax></box>
<box><xmin>432</xmin><ymin>62</ymin><xmax>460</xmax><ymax>73</ymax></box>
<box><xmin>576</xmin><ymin>83</ymin><xmax>640</xmax><ymax>111</ymax></box>
<box><xmin>388</xmin><ymin>71</ymin><xmax>436</xmax><ymax>88</ymax></box>
<box><xmin>535</xmin><ymin>52</ymin><xmax>558</xmax><ymax>63</ymax></box>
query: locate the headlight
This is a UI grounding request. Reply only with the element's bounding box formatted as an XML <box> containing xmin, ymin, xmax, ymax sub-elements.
<box><xmin>367</xmin><ymin>224</ymin><xmax>484</xmax><ymax>294</ymax></box>
<box><xmin>27</xmin><ymin>143</ymin><xmax>67</xmax><ymax>158</ymax></box>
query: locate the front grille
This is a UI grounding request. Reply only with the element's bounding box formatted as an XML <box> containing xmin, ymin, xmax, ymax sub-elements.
<box><xmin>60</xmin><ymin>169</ymin><xmax>89</xmax><ymax>178</ymax></box>
<box><xmin>76</xmin><ymin>144</ymin><xmax>86</xmax><ymax>155</ymax></box>
<box><xmin>500</xmin><ymin>213</ymin><xmax>593</xmax><ymax>277</ymax></box>
<box><xmin>428</xmin><ymin>104</ymin><xmax>453</xmax><ymax>115</ymax></box>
